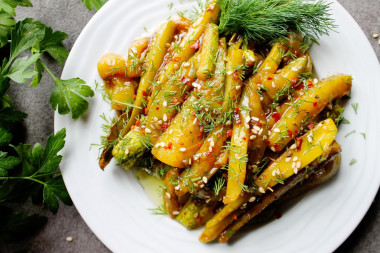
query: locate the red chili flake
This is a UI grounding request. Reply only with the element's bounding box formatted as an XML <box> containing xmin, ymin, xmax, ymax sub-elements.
<box><xmin>172</xmin><ymin>56</ymin><xmax>181</xmax><ymax>62</ymax></box>
<box><xmin>267</xmin><ymin>76</ymin><xmax>273</xmax><ymax>81</ymax></box>
<box><xmin>144</xmin><ymin>107</ymin><xmax>149</xmax><ymax>115</ymax></box>
<box><xmin>294</xmin><ymin>50</ymin><xmax>299</xmax><ymax>57</ymax></box>
<box><xmin>206</xmin><ymin>7</ymin><xmax>212</xmax><ymax>12</ymax></box>
<box><xmin>167</xmin><ymin>142</ymin><xmax>173</xmax><ymax>149</ymax></box>
<box><xmin>162</xmin><ymin>123</ymin><xmax>169</xmax><ymax>131</ymax></box>
<box><xmin>308</xmin><ymin>80</ymin><xmax>314</xmax><ymax>88</ymax></box>
<box><xmin>184</xmin><ymin>212</ymin><xmax>187</xmax><ymax>215</ymax></box>
<box><xmin>198</xmin><ymin>132</ymin><xmax>203</xmax><ymax>139</ymax></box>
<box><xmin>265</xmin><ymin>140</ymin><xmax>271</xmax><ymax>146</ymax></box>
<box><xmin>197</xmin><ymin>217</ymin><xmax>203</xmax><ymax>223</ymax></box>
<box><xmin>273</xmin><ymin>144</ymin><xmax>279</xmax><ymax>150</ymax></box>
<box><xmin>233</xmin><ymin>70</ymin><xmax>240</xmax><ymax>79</ymax></box>
<box><xmin>291</xmin><ymin>78</ymin><xmax>298</xmax><ymax>85</ymax></box>
<box><xmin>248</xmin><ymin>61</ymin><xmax>254</xmax><ymax>67</ymax></box>
<box><xmin>208</xmin><ymin>161</ymin><xmax>214</xmax><ymax>165</ymax></box>
<box><xmin>135</xmin><ymin>120</ymin><xmax>140</xmax><ymax>127</ymax></box>
<box><xmin>313</xmin><ymin>101</ymin><xmax>318</xmax><ymax>107</ymax></box>
<box><xmin>243</xmin><ymin>137</ymin><xmax>247</xmax><ymax>141</ymax></box>
<box><xmin>180</xmin><ymin>142</ymin><xmax>184</xmax><ymax>146</ymax></box>
<box><xmin>189</xmin><ymin>41</ymin><xmax>200</xmax><ymax>50</ymax></box>
<box><xmin>198</xmin><ymin>143</ymin><xmax>203</xmax><ymax>148</ymax></box>
<box><xmin>233</xmin><ymin>214</ymin><xmax>237</xmax><ymax>220</ymax></box>
<box><xmin>206</xmin><ymin>151</ymin><xmax>212</xmax><ymax>157</ymax></box>
<box><xmin>181</xmin><ymin>77</ymin><xmax>190</xmax><ymax>84</ymax></box>
<box><xmin>296</xmin><ymin>137</ymin><xmax>303</xmax><ymax>151</ymax></box>
<box><xmin>257</xmin><ymin>122</ymin><xmax>263</xmax><ymax>127</ymax></box>
<box><xmin>133</xmin><ymin>94</ymin><xmax>136</xmax><ymax>99</ymax></box>
<box><xmin>172</xmin><ymin>98</ymin><xmax>179</xmax><ymax>104</ymax></box>
<box><xmin>142</xmin><ymin>90</ymin><xmax>147</xmax><ymax>96</ymax></box>
<box><xmin>272</xmin><ymin>112</ymin><xmax>281</xmax><ymax>122</ymax></box>
<box><xmin>131</xmin><ymin>125</ymin><xmax>135</xmax><ymax>130</ymax></box>
<box><xmin>218</xmin><ymin>101</ymin><xmax>222</xmax><ymax>104</ymax></box>
<box><xmin>308</xmin><ymin>122</ymin><xmax>315</xmax><ymax>130</ymax></box>
<box><xmin>235</xmin><ymin>107</ymin><xmax>240</xmax><ymax>112</ymax></box>
<box><xmin>287</xmin><ymin>130</ymin><xmax>293</xmax><ymax>138</ymax></box>
<box><xmin>227</xmin><ymin>129</ymin><xmax>233</xmax><ymax>137</ymax></box>
<box><xmin>156</xmin><ymin>107</ymin><xmax>159</xmax><ymax>110</ymax></box>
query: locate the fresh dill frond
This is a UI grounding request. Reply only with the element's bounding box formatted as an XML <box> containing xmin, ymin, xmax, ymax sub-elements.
<box><xmin>149</xmin><ymin>204</ymin><xmax>167</xmax><ymax>215</ymax></box>
<box><xmin>217</xmin><ymin>0</ymin><xmax>336</xmax><ymax>42</ymax></box>
<box><xmin>213</xmin><ymin>177</ymin><xmax>225</xmax><ymax>196</ymax></box>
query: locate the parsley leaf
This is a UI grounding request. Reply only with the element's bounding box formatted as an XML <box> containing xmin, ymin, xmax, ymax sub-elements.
<box><xmin>0</xmin><ymin>12</ymin><xmax>15</xmax><ymax>47</ymax></box>
<box><xmin>6</xmin><ymin>53</ymin><xmax>40</xmax><ymax>83</ymax></box>
<box><xmin>50</xmin><ymin>77</ymin><xmax>94</xmax><ymax>120</ymax></box>
<box><xmin>0</xmin><ymin>0</ymin><xmax>32</xmax><ymax>16</ymax></box>
<box><xmin>81</xmin><ymin>0</ymin><xmax>108</xmax><ymax>11</ymax></box>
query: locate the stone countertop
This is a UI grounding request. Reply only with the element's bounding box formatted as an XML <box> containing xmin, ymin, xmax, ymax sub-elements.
<box><xmin>1</xmin><ymin>0</ymin><xmax>379</xmax><ymax>252</ymax></box>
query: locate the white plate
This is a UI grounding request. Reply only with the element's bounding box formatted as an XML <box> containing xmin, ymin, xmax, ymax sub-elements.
<box><xmin>55</xmin><ymin>0</ymin><xmax>380</xmax><ymax>252</ymax></box>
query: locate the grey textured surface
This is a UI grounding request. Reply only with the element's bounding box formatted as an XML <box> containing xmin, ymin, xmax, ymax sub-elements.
<box><xmin>0</xmin><ymin>0</ymin><xmax>379</xmax><ymax>252</ymax></box>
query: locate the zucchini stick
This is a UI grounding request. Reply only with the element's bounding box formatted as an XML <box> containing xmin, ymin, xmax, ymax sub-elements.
<box><xmin>121</xmin><ymin>20</ymin><xmax>176</xmax><ymax>137</ymax></box>
<box><xmin>176</xmin><ymin>199</ymin><xmax>217</xmax><ymax>229</ymax></box>
<box><xmin>148</xmin><ymin>1</ymin><xmax>220</xmax><ymax>108</ymax></box>
<box><xmin>152</xmin><ymin>38</ymin><xmax>226</xmax><ymax>168</ymax></box>
<box><xmin>268</xmin><ymin>74</ymin><xmax>352</xmax><ymax>152</ymax></box>
<box><xmin>112</xmin><ymin>55</ymin><xmax>200</xmax><ymax>169</ymax></box>
<box><xmin>197</xmin><ymin>23</ymin><xmax>219</xmax><ymax>80</ymax></box>
<box><xmin>164</xmin><ymin>168</ymin><xmax>181</xmax><ymax>218</ymax></box>
<box><xmin>126</xmin><ymin>37</ymin><xmax>150</xmax><ymax>78</ymax></box>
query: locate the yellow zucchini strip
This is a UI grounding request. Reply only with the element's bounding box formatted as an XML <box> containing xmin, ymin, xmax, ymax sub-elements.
<box><xmin>152</xmin><ymin>38</ymin><xmax>226</xmax><ymax>169</ymax></box>
<box><xmin>268</xmin><ymin>74</ymin><xmax>352</xmax><ymax>152</ymax></box>
<box><xmin>126</xmin><ymin>37</ymin><xmax>150</xmax><ymax>78</ymax></box>
<box><xmin>164</xmin><ymin>168</ymin><xmax>181</xmax><ymax>218</ymax></box>
<box><xmin>148</xmin><ymin>1</ymin><xmax>220</xmax><ymax>109</ymax></box>
<box><xmin>257</xmin><ymin>118</ymin><xmax>338</xmax><ymax>190</ymax></box>
<box><xmin>197</xmin><ymin>23</ymin><xmax>219</xmax><ymax>80</ymax></box>
<box><xmin>263</xmin><ymin>55</ymin><xmax>308</xmax><ymax>101</ymax></box>
<box><xmin>121</xmin><ymin>20</ymin><xmax>176</xmax><ymax>137</ymax></box>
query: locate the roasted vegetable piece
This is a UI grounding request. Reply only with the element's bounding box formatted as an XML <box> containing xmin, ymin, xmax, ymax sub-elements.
<box><xmin>197</xmin><ymin>23</ymin><xmax>219</xmax><ymax>80</ymax></box>
<box><xmin>257</xmin><ymin>118</ymin><xmax>338</xmax><ymax>190</ymax></box>
<box><xmin>152</xmin><ymin>39</ymin><xmax>227</xmax><ymax>168</ymax></box>
<box><xmin>176</xmin><ymin>199</ymin><xmax>217</xmax><ymax>229</ymax></box>
<box><xmin>107</xmin><ymin>77</ymin><xmax>137</xmax><ymax>111</ymax></box>
<box><xmin>112</xmin><ymin>54</ymin><xmax>200</xmax><ymax>169</ymax></box>
<box><xmin>149</xmin><ymin>1</ymin><xmax>220</xmax><ymax>107</ymax></box>
<box><xmin>121</xmin><ymin>20</ymin><xmax>177</xmax><ymax>137</ymax></box>
<box><xmin>219</xmin><ymin>141</ymin><xmax>342</xmax><ymax>243</ymax></box>
<box><xmin>164</xmin><ymin>168</ymin><xmax>181</xmax><ymax>218</ymax></box>
<box><xmin>126</xmin><ymin>37</ymin><xmax>150</xmax><ymax>78</ymax></box>
<box><xmin>97</xmin><ymin>53</ymin><xmax>127</xmax><ymax>80</ymax></box>
<box><xmin>263</xmin><ymin>55</ymin><xmax>308</xmax><ymax>101</ymax></box>
<box><xmin>268</xmin><ymin>74</ymin><xmax>352</xmax><ymax>151</ymax></box>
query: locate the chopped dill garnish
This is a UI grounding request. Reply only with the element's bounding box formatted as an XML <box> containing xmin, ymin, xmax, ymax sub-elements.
<box><xmin>351</xmin><ymin>102</ymin><xmax>358</xmax><ymax>115</ymax></box>
<box><xmin>360</xmin><ymin>132</ymin><xmax>366</xmax><ymax>140</ymax></box>
<box><xmin>149</xmin><ymin>204</ymin><xmax>167</xmax><ymax>215</ymax></box>
<box><xmin>349</xmin><ymin>159</ymin><xmax>357</xmax><ymax>166</ymax></box>
<box><xmin>344</xmin><ymin>130</ymin><xmax>356</xmax><ymax>138</ymax></box>
<box><xmin>213</xmin><ymin>177</ymin><xmax>225</xmax><ymax>196</ymax></box>
<box><xmin>217</xmin><ymin>0</ymin><xmax>336</xmax><ymax>42</ymax></box>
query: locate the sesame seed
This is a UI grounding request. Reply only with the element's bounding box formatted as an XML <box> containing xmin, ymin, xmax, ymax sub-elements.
<box><xmin>124</xmin><ymin>148</ymin><xmax>129</xmax><ymax>155</ymax></box>
<box><xmin>268</xmin><ymin>130</ymin><xmax>271</xmax><ymax>135</ymax></box>
<box><xmin>290</xmin><ymin>144</ymin><xmax>297</xmax><ymax>150</ymax></box>
<box><xmin>202</xmin><ymin>176</ymin><xmax>208</xmax><ymax>183</ymax></box>
<box><xmin>227</xmin><ymin>71</ymin><xmax>233</xmax><ymax>75</ymax></box>
<box><xmin>183</xmin><ymin>62</ymin><xmax>190</xmax><ymax>67</ymax></box>
<box><xmin>174</xmin><ymin>63</ymin><xmax>179</xmax><ymax>69</ymax></box>
<box><xmin>271</xmin><ymin>147</ymin><xmax>276</xmax><ymax>152</ymax></box>
<box><xmin>66</xmin><ymin>236</ymin><xmax>73</xmax><ymax>242</ymax></box>
<box><xmin>323</xmin><ymin>125</ymin><xmax>327</xmax><ymax>130</ymax></box>
<box><xmin>200</xmin><ymin>184</ymin><xmax>205</xmax><ymax>188</ymax></box>
<box><xmin>163</xmin><ymin>114</ymin><xmax>168</xmax><ymax>122</ymax></box>
<box><xmin>153</xmin><ymin>117</ymin><xmax>158</xmax><ymax>122</ymax></box>
<box><xmin>292</xmin><ymin>162</ymin><xmax>296</xmax><ymax>169</ymax></box>
<box><xmin>235</xmin><ymin>85</ymin><xmax>241</xmax><ymax>90</ymax></box>
<box><xmin>193</xmin><ymin>117</ymin><xmax>198</xmax><ymax>124</ymax></box>
<box><xmin>258</xmin><ymin>128</ymin><xmax>263</xmax><ymax>135</ymax></box>
<box><xmin>254</xmin><ymin>126</ymin><xmax>260</xmax><ymax>131</ymax></box>
<box><xmin>252</xmin><ymin>129</ymin><xmax>258</xmax><ymax>134</ymax></box>
<box><xmin>252</xmin><ymin>116</ymin><xmax>259</xmax><ymax>122</ymax></box>
<box><xmin>169</xmin><ymin>129</ymin><xmax>173</xmax><ymax>134</ymax></box>
<box><xmin>166</xmin><ymin>192</ymin><xmax>171</xmax><ymax>199</ymax></box>
<box><xmin>296</xmin><ymin>161</ymin><xmax>301</xmax><ymax>168</ymax></box>
<box><xmin>210</xmin><ymin>139</ymin><xmax>215</xmax><ymax>147</ymax></box>
<box><xmin>188</xmin><ymin>158</ymin><xmax>192</xmax><ymax>165</ymax></box>
<box><xmin>193</xmin><ymin>182</ymin><xmax>198</xmax><ymax>187</ymax></box>
<box><xmin>192</xmin><ymin>82</ymin><xmax>201</xmax><ymax>89</ymax></box>
<box><xmin>292</xmin><ymin>156</ymin><xmax>299</xmax><ymax>162</ymax></box>
<box><xmin>259</xmin><ymin>187</ymin><xmax>265</xmax><ymax>193</ymax></box>
<box><xmin>285</xmin><ymin>157</ymin><xmax>291</xmax><ymax>162</ymax></box>
<box><xmin>210</xmin><ymin>167</ymin><xmax>217</xmax><ymax>175</ymax></box>
<box><xmin>145</xmin><ymin>128</ymin><xmax>152</xmax><ymax>133</ymax></box>
<box><xmin>209</xmin><ymin>146</ymin><xmax>213</xmax><ymax>152</ymax></box>
<box><xmin>260</xmin><ymin>96</ymin><xmax>264</xmax><ymax>101</ymax></box>
<box><xmin>293</xmin><ymin>168</ymin><xmax>298</xmax><ymax>174</ymax></box>
<box><xmin>193</xmin><ymin>212</ymin><xmax>199</xmax><ymax>218</ymax></box>
<box><xmin>250</xmin><ymin>135</ymin><xmax>257</xmax><ymax>140</ymax></box>
<box><xmin>272</xmin><ymin>82</ymin><xmax>276</xmax><ymax>88</ymax></box>
<box><xmin>263</xmin><ymin>135</ymin><xmax>267</xmax><ymax>140</ymax></box>
<box><xmin>150</xmin><ymin>124</ymin><xmax>156</xmax><ymax>130</ymax></box>
<box><xmin>193</xmin><ymin>154</ymin><xmax>199</xmax><ymax>161</ymax></box>
<box><xmin>314</xmin><ymin>78</ymin><xmax>318</xmax><ymax>83</ymax></box>
<box><xmin>157</xmin><ymin>120</ymin><xmax>163</xmax><ymax>124</ymax></box>
<box><xmin>172</xmin><ymin>211</ymin><xmax>180</xmax><ymax>216</ymax></box>
<box><xmin>165</xmin><ymin>42</ymin><xmax>171</xmax><ymax>47</ymax></box>
<box><xmin>249</xmin><ymin>196</ymin><xmax>256</xmax><ymax>202</ymax></box>
<box><xmin>163</xmin><ymin>100</ymin><xmax>168</xmax><ymax>107</ymax></box>
<box><xmin>374</xmin><ymin>33</ymin><xmax>380</xmax><ymax>39</ymax></box>
<box><xmin>179</xmin><ymin>147</ymin><xmax>187</xmax><ymax>152</ymax></box>
<box><xmin>273</xmin><ymin>128</ymin><xmax>280</xmax><ymax>133</ymax></box>
<box><xmin>226</xmin><ymin>120</ymin><xmax>232</xmax><ymax>125</ymax></box>
<box><xmin>245</xmin><ymin>116</ymin><xmax>251</xmax><ymax>123</ymax></box>
<box><xmin>206</xmin><ymin>198</ymin><xmax>211</xmax><ymax>203</ymax></box>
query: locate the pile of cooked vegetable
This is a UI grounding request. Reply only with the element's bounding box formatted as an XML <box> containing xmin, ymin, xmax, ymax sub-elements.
<box><xmin>96</xmin><ymin>0</ymin><xmax>352</xmax><ymax>243</ymax></box>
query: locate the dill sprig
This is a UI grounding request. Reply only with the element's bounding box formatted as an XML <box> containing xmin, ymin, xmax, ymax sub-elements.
<box><xmin>217</xmin><ymin>0</ymin><xmax>336</xmax><ymax>42</ymax></box>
